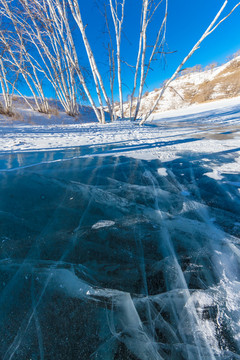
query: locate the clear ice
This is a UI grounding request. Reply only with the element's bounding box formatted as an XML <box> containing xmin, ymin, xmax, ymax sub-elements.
<box><xmin>0</xmin><ymin>148</ymin><xmax>240</xmax><ymax>359</ymax></box>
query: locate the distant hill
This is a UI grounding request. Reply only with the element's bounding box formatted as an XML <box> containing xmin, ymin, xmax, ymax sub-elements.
<box><xmin>115</xmin><ymin>55</ymin><xmax>240</xmax><ymax>117</ymax></box>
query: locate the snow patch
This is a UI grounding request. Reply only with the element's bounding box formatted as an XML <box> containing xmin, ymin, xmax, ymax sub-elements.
<box><xmin>205</xmin><ymin>170</ymin><xmax>223</xmax><ymax>180</ymax></box>
<box><xmin>157</xmin><ymin>168</ymin><xmax>168</xmax><ymax>176</ymax></box>
<box><xmin>92</xmin><ymin>220</ymin><xmax>115</xmax><ymax>230</ymax></box>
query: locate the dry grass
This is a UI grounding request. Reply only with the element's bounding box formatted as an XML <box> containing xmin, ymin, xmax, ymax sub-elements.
<box><xmin>183</xmin><ymin>63</ymin><xmax>240</xmax><ymax>104</ymax></box>
<box><xmin>204</xmin><ymin>62</ymin><xmax>218</xmax><ymax>71</ymax></box>
<box><xmin>181</xmin><ymin>65</ymin><xmax>202</xmax><ymax>76</ymax></box>
<box><xmin>0</xmin><ymin>102</ymin><xmax>24</xmax><ymax>121</ymax></box>
<box><xmin>38</xmin><ymin>105</ymin><xmax>60</xmax><ymax>116</ymax></box>
<box><xmin>0</xmin><ymin>103</ymin><xmax>15</xmax><ymax>117</ymax></box>
<box><xmin>183</xmin><ymin>88</ymin><xmax>196</xmax><ymax>103</ymax></box>
<box><xmin>48</xmin><ymin>107</ymin><xmax>60</xmax><ymax>116</ymax></box>
<box><xmin>192</xmin><ymin>81</ymin><xmax>214</xmax><ymax>103</ymax></box>
<box><xmin>219</xmin><ymin>72</ymin><xmax>240</xmax><ymax>97</ymax></box>
<box><xmin>12</xmin><ymin>112</ymin><xmax>23</xmax><ymax>121</ymax></box>
<box><xmin>218</xmin><ymin>59</ymin><xmax>240</xmax><ymax>76</ymax></box>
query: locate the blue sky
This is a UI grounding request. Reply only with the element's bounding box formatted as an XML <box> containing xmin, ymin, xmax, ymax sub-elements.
<box><xmin>78</xmin><ymin>0</ymin><xmax>240</xmax><ymax>100</ymax></box>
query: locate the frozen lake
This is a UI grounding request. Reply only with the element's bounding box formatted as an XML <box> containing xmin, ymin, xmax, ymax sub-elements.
<box><xmin>0</xmin><ymin>148</ymin><xmax>240</xmax><ymax>360</ymax></box>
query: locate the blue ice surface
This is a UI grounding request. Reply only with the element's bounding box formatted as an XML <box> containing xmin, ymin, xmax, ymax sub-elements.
<box><xmin>0</xmin><ymin>147</ymin><xmax>240</xmax><ymax>360</ymax></box>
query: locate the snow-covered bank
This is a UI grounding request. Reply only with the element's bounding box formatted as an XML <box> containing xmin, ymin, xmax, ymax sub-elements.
<box><xmin>151</xmin><ymin>94</ymin><xmax>240</xmax><ymax>120</ymax></box>
<box><xmin>0</xmin><ymin>97</ymin><xmax>240</xmax><ymax>174</ymax></box>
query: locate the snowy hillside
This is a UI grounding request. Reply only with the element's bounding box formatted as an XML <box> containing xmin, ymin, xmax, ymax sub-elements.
<box><xmin>0</xmin><ymin>95</ymin><xmax>239</xmax><ymax>167</ymax></box>
<box><xmin>116</xmin><ymin>56</ymin><xmax>240</xmax><ymax>117</ymax></box>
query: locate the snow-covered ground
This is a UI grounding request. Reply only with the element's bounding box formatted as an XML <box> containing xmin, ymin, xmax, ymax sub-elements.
<box><xmin>1</xmin><ymin>96</ymin><xmax>240</xmax><ymax>180</ymax></box>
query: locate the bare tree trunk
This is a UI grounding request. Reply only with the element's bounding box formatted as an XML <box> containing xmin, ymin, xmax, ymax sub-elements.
<box><xmin>54</xmin><ymin>0</ymin><xmax>102</xmax><ymax>122</ymax></box>
<box><xmin>128</xmin><ymin>0</ymin><xmax>167</xmax><ymax>121</ymax></box>
<box><xmin>108</xmin><ymin>44</ymin><xmax>117</xmax><ymax>122</ymax></box>
<box><xmin>109</xmin><ymin>0</ymin><xmax>125</xmax><ymax>119</ymax></box>
<box><xmin>0</xmin><ymin>59</ymin><xmax>12</xmax><ymax>111</ymax></box>
<box><xmin>129</xmin><ymin>3</ymin><xmax>144</xmax><ymax>120</ymax></box>
<box><xmin>104</xmin><ymin>3</ymin><xmax>117</xmax><ymax>122</ymax></box>
<box><xmin>133</xmin><ymin>0</ymin><xmax>149</xmax><ymax>121</ymax></box>
<box><xmin>132</xmin><ymin>0</ymin><xmax>168</xmax><ymax>121</ymax></box>
<box><xmin>0</xmin><ymin>81</ymin><xmax>10</xmax><ymax>111</ymax></box>
<box><xmin>0</xmin><ymin>0</ymin><xmax>50</xmax><ymax>112</ymax></box>
<box><xmin>67</xmin><ymin>0</ymin><xmax>113</xmax><ymax>123</ymax></box>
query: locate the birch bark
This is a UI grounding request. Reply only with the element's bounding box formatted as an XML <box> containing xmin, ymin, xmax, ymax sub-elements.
<box><xmin>109</xmin><ymin>0</ymin><xmax>125</xmax><ymax>119</ymax></box>
<box><xmin>67</xmin><ymin>0</ymin><xmax>113</xmax><ymax>123</ymax></box>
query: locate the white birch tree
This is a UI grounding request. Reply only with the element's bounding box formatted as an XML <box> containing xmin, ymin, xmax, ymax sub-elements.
<box><xmin>18</xmin><ymin>0</ymin><xmax>79</xmax><ymax>115</ymax></box>
<box><xmin>50</xmin><ymin>0</ymin><xmax>104</xmax><ymax>121</ymax></box>
<box><xmin>0</xmin><ymin>39</ymin><xmax>19</xmax><ymax>113</ymax></box>
<box><xmin>67</xmin><ymin>0</ymin><xmax>114</xmax><ymax>123</ymax></box>
<box><xmin>128</xmin><ymin>0</ymin><xmax>168</xmax><ymax>121</ymax></box>
<box><xmin>0</xmin><ymin>0</ymin><xmax>49</xmax><ymax>112</ymax></box>
<box><xmin>109</xmin><ymin>0</ymin><xmax>125</xmax><ymax>119</ymax></box>
<box><xmin>104</xmin><ymin>3</ymin><xmax>117</xmax><ymax>121</ymax></box>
